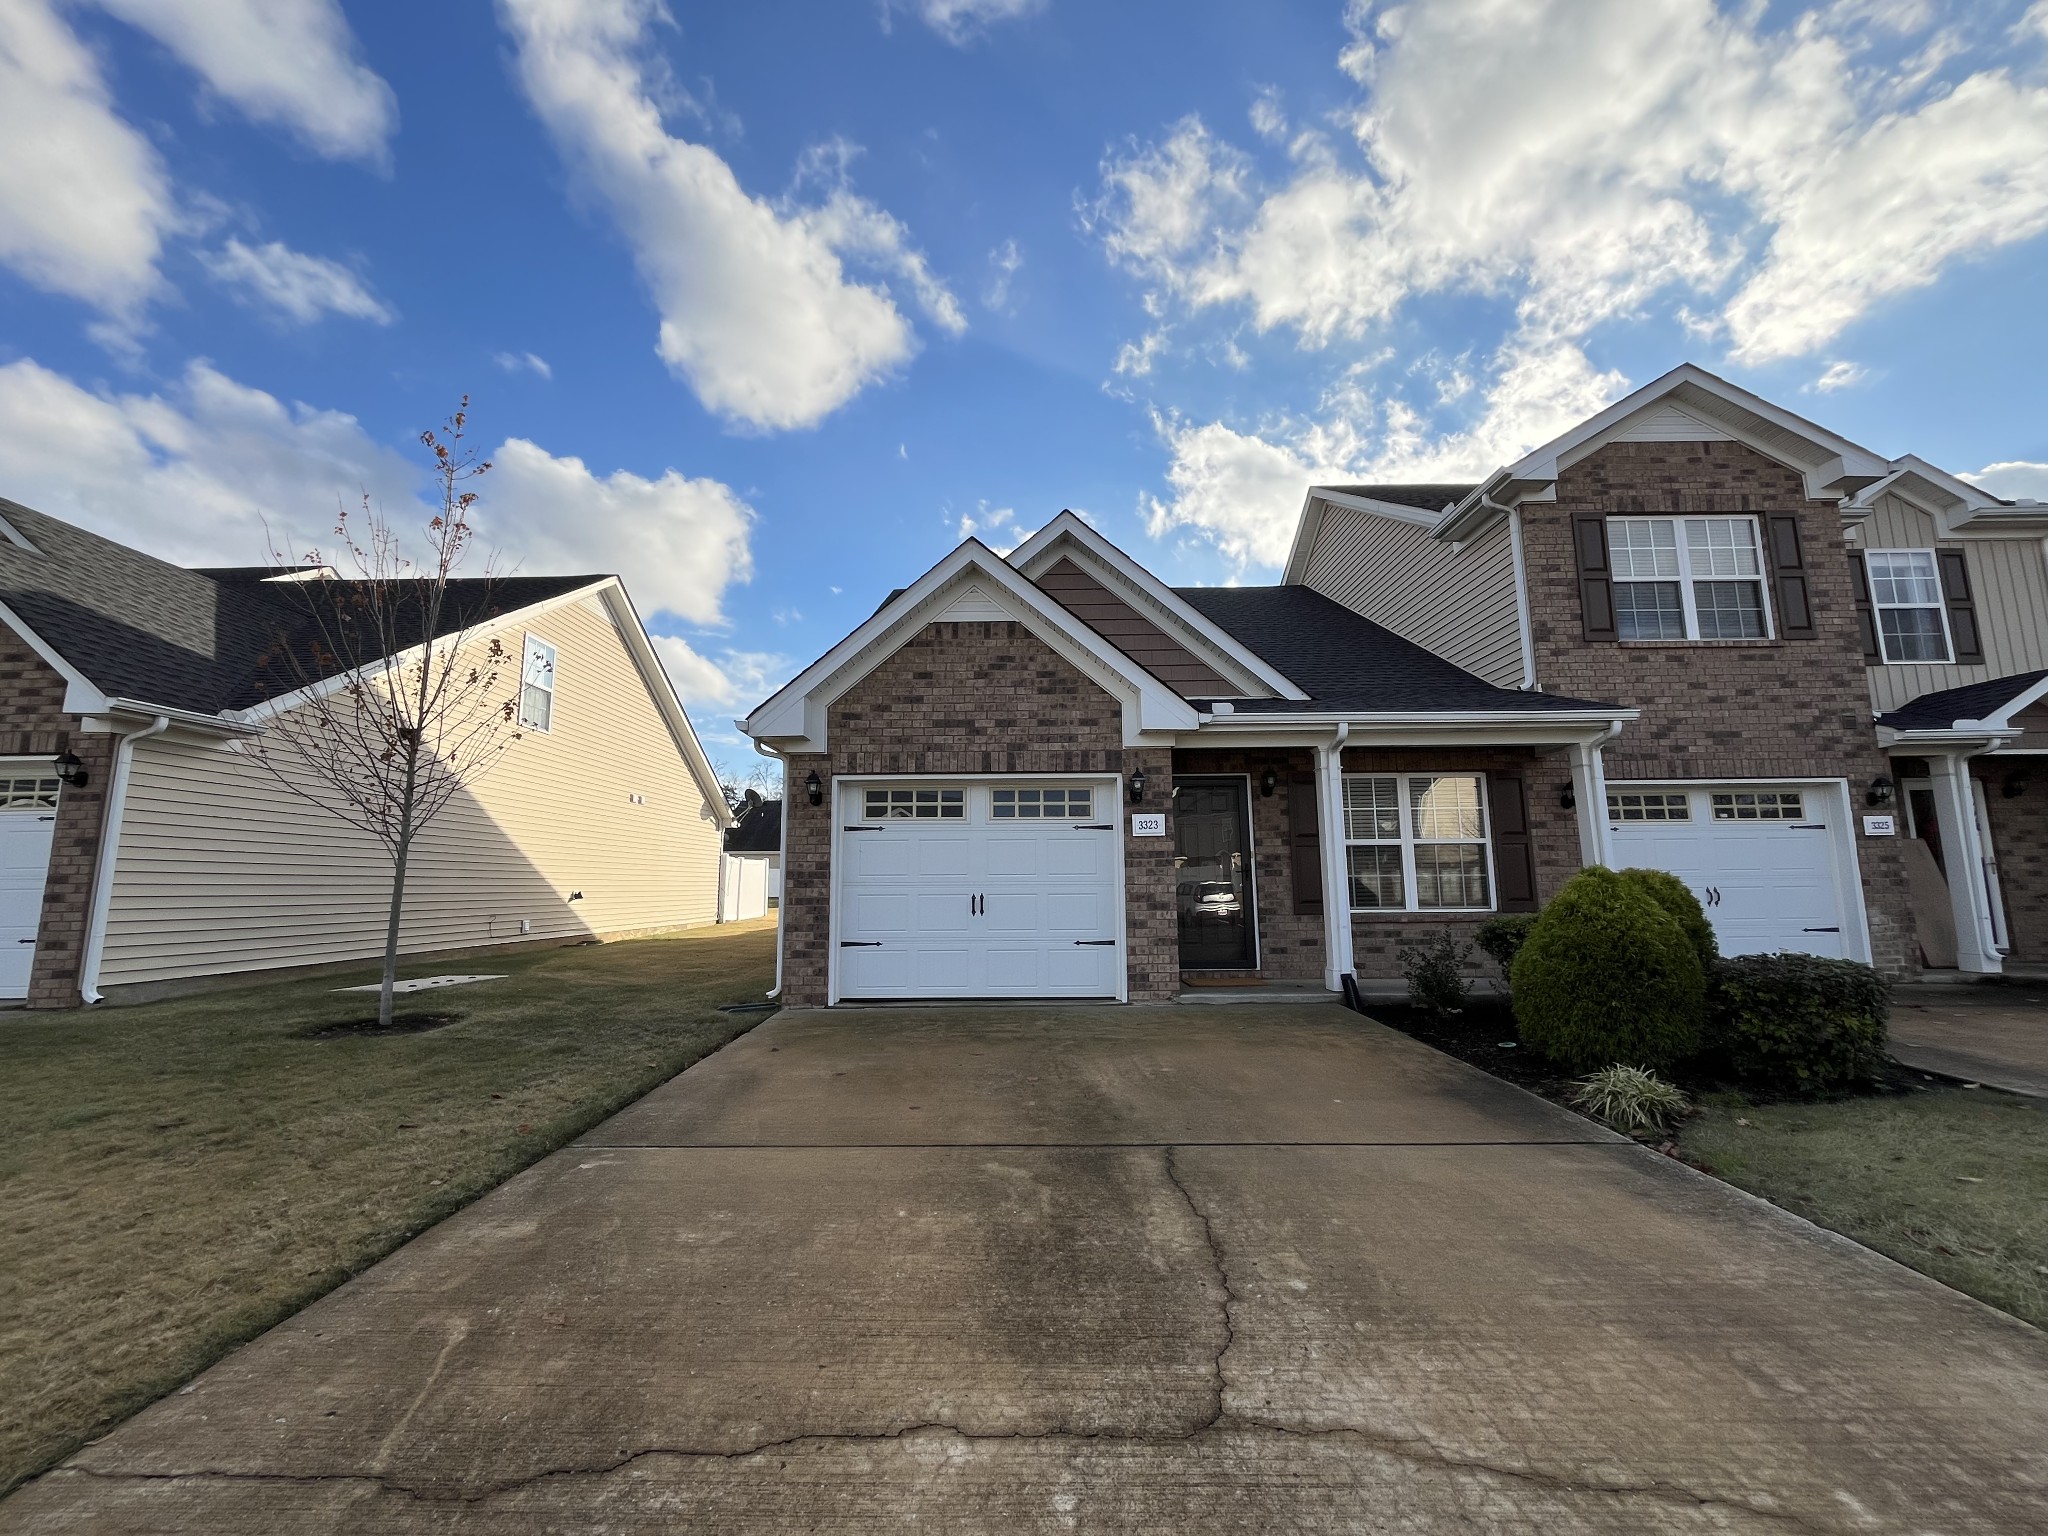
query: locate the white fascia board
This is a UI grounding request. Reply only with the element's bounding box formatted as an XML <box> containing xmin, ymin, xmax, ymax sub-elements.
<box><xmin>1876</xmin><ymin>725</ymin><xmax>2021</xmax><ymax>750</ymax></box>
<box><xmin>1281</xmin><ymin>490</ymin><xmax>1328</xmax><ymax>585</ymax></box>
<box><xmin>225</xmin><ymin>578</ymin><xmax>616</xmax><ymax>727</ymax></box>
<box><xmin>0</xmin><ymin>595</ymin><xmax>108</xmax><ymax>715</ymax></box>
<box><xmin>1006</xmin><ymin>511</ymin><xmax>1307</xmax><ymax>700</ymax></box>
<box><xmin>597</xmin><ymin>581</ymin><xmax>734</xmax><ymax>829</ymax></box>
<box><xmin>745</xmin><ymin>539</ymin><xmax>1201</xmax><ymax>750</ymax></box>
<box><xmin>1189</xmin><ymin>707</ymin><xmax>1637</xmax><ymax>747</ymax></box>
<box><xmin>1973</xmin><ymin>672</ymin><xmax>2048</xmax><ymax>731</ymax></box>
<box><xmin>1861</xmin><ymin>456</ymin><xmax>2048</xmax><ymax>535</ymax></box>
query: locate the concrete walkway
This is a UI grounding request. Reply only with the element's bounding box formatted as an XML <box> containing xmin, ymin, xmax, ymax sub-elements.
<box><xmin>7</xmin><ymin>1005</ymin><xmax>2047</xmax><ymax>1533</ymax></box>
<box><xmin>1891</xmin><ymin>988</ymin><xmax>2048</xmax><ymax>1097</ymax></box>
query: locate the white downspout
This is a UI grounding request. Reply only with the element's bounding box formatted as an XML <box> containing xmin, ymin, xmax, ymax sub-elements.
<box><xmin>1317</xmin><ymin>722</ymin><xmax>1352</xmax><ymax>992</ymax></box>
<box><xmin>1568</xmin><ymin>721</ymin><xmax>1624</xmax><ymax>869</ymax></box>
<box><xmin>79</xmin><ymin>714</ymin><xmax>170</xmax><ymax>1004</ymax></box>
<box><xmin>752</xmin><ymin>738</ymin><xmax>786</xmax><ymax>999</ymax></box>
<box><xmin>1508</xmin><ymin>508</ymin><xmax>1538</xmax><ymax>691</ymax></box>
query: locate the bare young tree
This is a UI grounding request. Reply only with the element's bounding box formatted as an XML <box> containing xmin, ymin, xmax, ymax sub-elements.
<box><xmin>252</xmin><ymin>401</ymin><xmax>521</xmax><ymax>1026</ymax></box>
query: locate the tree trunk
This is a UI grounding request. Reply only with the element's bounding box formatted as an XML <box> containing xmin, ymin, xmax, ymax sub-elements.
<box><xmin>379</xmin><ymin>833</ymin><xmax>412</xmax><ymax>1029</ymax></box>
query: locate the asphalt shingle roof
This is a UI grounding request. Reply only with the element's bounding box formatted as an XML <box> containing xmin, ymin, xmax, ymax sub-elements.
<box><xmin>1173</xmin><ymin>585</ymin><xmax>1620</xmax><ymax>714</ymax></box>
<box><xmin>1878</xmin><ymin>670</ymin><xmax>2047</xmax><ymax>731</ymax></box>
<box><xmin>1317</xmin><ymin>483</ymin><xmax>1477</xmax><ymax>513</ymax></box>
<box><xmin>724</xmin><ymin>796</ymin><xmax>782</xmax><ymax>853</ymax></box>
<box><xmin>0</xmin><ymin>496</ymin><xmax>601</xmax><ymax>716</ymax></box>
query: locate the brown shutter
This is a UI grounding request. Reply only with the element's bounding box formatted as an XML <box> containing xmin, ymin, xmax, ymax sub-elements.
<box><xmin>1573</xmin><ymin>514</ymin><xmax>1617</xmax><ymax>641</ymax></box>
<box><xmin>1847</xmin><ymin>551</ymin><xmax>1882</xmax><ymax>663</ymax></box>
<box><xmin>1937</xmin><ymin>547</ymin><xmax>1984</xmax><ymax>663</ymax></box>
<box><xmin>1766</xmin><ymin>514</ymin><xmax>1816</xmax><ymax>639</ymax></box>
<box><xmin>1287</xmin><ymin>774</ymin><xmax>1323</xmax><ymax>916</ymax></box>
<box><xmin>1487</xmin><ymin>770</ymin><xmax>1539</xmax><ymax>913</ymax></box>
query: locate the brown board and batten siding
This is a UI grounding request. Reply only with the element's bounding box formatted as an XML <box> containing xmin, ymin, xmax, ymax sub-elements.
<box><xmin>1034</xmin><ymin>557</ymin><xmax>1235</xmax><ymax>697</ymax></box>
<box><xmin>98</xmin><ymin>594</ymin><xmax>722</xmax><ymax>987</ymax></box>
<box><xmin>1298</xmin><ymin>504</ymin><xmax>1525</xmax><ymax>688</ymax></box>
<box><xmin>1855</xmin><ymin>492</ymin><xmax>2048</xmax><ymax>715</ymax></box>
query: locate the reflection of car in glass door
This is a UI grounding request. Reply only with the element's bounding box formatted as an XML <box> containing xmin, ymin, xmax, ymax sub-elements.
<box><xmin>1173</xmin><ymin>777</ymin><xmax>1256</xmax><ymax>969</ymax></box>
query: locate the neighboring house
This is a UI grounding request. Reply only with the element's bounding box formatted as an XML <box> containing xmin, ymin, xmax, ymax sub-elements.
<box><xmin>744</xmin><ymin>362</ymin><xmax>2040</xmax><ymax>1007</ymax></box>
<box><xmin>719</xmin><ymin>792</ymin><xmax>782</xmax><ymax>922</ymax></box>
<box><xmin>0</xmin><ymin>496</ymin><xmax>730</xmax><ymax>1008</ymax></box>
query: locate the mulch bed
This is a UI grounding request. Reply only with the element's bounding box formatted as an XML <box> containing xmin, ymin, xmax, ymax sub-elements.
<box><xmin>302</xmin><ymin>1012</ymin><xmax>462</xmax><ymax>1040</ymax></box>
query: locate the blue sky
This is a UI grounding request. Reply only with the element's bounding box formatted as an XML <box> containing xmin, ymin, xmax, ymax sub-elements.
<box><xmin>3</xmin><ymin>0</ymin><xmax>2047</xmax><ymax>765</ymax></box>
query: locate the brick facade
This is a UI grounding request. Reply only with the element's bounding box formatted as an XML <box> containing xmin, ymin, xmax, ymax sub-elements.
<box><xmin>777</xmin><ymin>621</ymin><xmax>1178</xmax><ymax>1006</ymax></box>
<box><xmin>0</xmin><ymin>624</ymin><xmax>112</xmax><ymax>1008</ymax></box>
<box><xmin>1524</xmin><ymin>440</ymin><xmax>1914</xmax><ymax>975</ymax></box>
<box><xmin>1976</xmin><ymin>768</ymin><xmax>2048</xmax><ymax>964</ymax></box>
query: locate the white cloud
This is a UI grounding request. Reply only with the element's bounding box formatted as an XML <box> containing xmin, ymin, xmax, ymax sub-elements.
<box><xmin>201</xmin><ymin>238</ymin><xmax>392</xmax><ymax>325</ymax></box>
<box><xmin>494</xmin><ymin>351</ymin><xmax>554</xmax><ymax>379</ymax></box>
<box><xmin>1113</xmin><ymin>329</ymin><xmax>1168</xmax><ymax>378</ymax></box>
<box><xmin>983</xmin><ymin>238</ymin><xmax>1023</xmax><ymax>311</ymax></box>
<box><xmin>1094</xmin><ymin>0</ymin><xmax>2048</xmax><ymax>368</ymax></box>
<box><xmin>0</xmin><ymin>1</ymin><xmax>175</xmax><ymax>319</ymax></box>
<box><xmin>1812</xmin><ymin>360</ymin><xmax>1869</xmax><ymax>393</ymax></box>
<box><xmin>89</xmin><ymin>0</ymin><xmax>395</xmax><ymax>162</ymax></box>
<box><xmin>889</xmin><ymin>0</ymin><xmax>1046</xmax><ymax>47</ymax></box>
<box><xmin>1963</xmin><ymin>461</ymin><xmax>2048</xmax><ymax>501</ymax></box>
<box><xmin>498</xmin><ymin>0</ymin><xmax>958</xmax><ymax>431</ymax></box>
<box><xmin>650</xmin><ymin>635</ymin><xmax>789</xmax><ymax>712</ymax></box>
<box><xmin>0</xmin><ymin>357</ymin><xmax>758</xmax><ymax>632</ymax></box>
<box><xmin>1248</xmin><ymin>86</ymin><xmax>1286</xmax><ymax>143</ymax></box>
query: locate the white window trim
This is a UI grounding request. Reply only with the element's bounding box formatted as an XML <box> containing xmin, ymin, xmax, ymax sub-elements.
<box><xmin>1342</xmin><ymin>772</ymin><xmax>1497</xmax><ymax>915</ymax></box>
<box><xmin>1863</xmin><ymin>547</ymin><xmax>1955</xmax><ymax>665</ymax></box>
<box><xmin>519</xmin><ymin>632</ymin><xmax>557</xmax><ymax>733</ymax></box>
<box><xmin>1608</xmin><ymin>514</ymin><xmax>1776</xmax><ymax>642</ymax></box>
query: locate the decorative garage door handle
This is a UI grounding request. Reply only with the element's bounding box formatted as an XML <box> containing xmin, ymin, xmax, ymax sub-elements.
<box><xmin>1074</xmin><ymin>939</ymin><xmax>1117</xmax><ymax>946</ymax></box>
<box><xmin>840</xmin><ymin>940</ymin><xmax>883</xmax><ymax>947</ymax></box>
<box><xmin>1802</xmin><ymin>926</ymin><xmax>1840</xmax><ymax>933</ymax></box>
<box><xmin>1790</xmin><ymin>823</ymin><xmax>1827</xmax><ymax>830</ymax></box>
<box><xmin>1077</xmin><ymin>823</ymin><xmax>1114</xmax><ymax>830</ymax></box>
<box><xmin>1702</xmin><ymin>887</ymin><xmax>1722</xmax><ymax>906</ymax></box>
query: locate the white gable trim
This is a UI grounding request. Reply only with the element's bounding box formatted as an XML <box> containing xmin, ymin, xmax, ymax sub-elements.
<box><xmin>1971</xmin><ymin>673</ymin><xmax>2048</xmax><ymax>732</ymax></box>
<box><xmin>744</xmin><ymin>539</ymin><xmax>1202</xmax><ymax>751</ymax></box>
<box><xmin>1438</xmin><ymin>364</ymin><xmax>1892</xmax><ymax>542</ymax></box>
<box><xmin>1848</xmin><ymin>456</ymin><xmax>2048</xmax><ymax>536</ymax></box>
<box><xmin>0</xmin><ymin>595</ymin><xmax>110</xmax><ymax>715</ymax></box>
<box><xmin>1007</xmin><ymin>512</ymin><xmax>1306</xmax><ymax>699</ymax></box>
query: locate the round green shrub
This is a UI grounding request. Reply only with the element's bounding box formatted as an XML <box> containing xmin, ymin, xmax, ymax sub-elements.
<box><xmin>1475</xmin><ymin>913</ymin><xmax>1539</xmax><ymax>974</ymax></box>
<box><xmin>1509</xmin><ymin>866</ymin><xmax>1706</xmax><ymax>1072</ymax></box>
<box><xmin>1615</xmin><ymin>867</ymin><xmax>1719</xmax><ymax>973</ymax></box>
<box><xmin>1706</xmin><ymin>953</ymin><xmax>1890</xmax><ymax>1095</ymax></box>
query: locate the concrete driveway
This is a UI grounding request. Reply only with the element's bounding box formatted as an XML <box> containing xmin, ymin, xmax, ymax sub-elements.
<box><xmin>1891</xmin><ymin>986</ymin><xmax>2048</xmax><ymax>1097</ymax></box>
<box><xmin>7</xmin><ymin>1004</ymin><xmax>2047</xmax><ymax>1534</ymax></box>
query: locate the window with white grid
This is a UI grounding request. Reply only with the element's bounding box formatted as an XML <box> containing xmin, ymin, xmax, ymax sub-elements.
<box><xmin>863</xmin><ymin>787</ymin><xmax>965</xmax><ymax>820</ymax></box>
<box><xmin>1342</xmin><ymin>774</ymin><xmax>1493</xmax><ymax>912</ymax></box>
<box><xmin>1607</xmin><ymin>790</ymin><xmax>1691</xmax><ymax>823</ymax></box>
<box><xmin>0</xmin><ymin>777</ymin><xmax>59</xmax><ymax>809</ymax></box>
<box><xmin>991</xmin><ymin>786</ymin><xmax>1092</xmax><ymax>819</ymax></box>
<box><xmin>1864</xmin><ymin>550</ymin><xmax>1951</xmax><ymax>663</ymax></box>
<box><xmin>1711</xmin><ymin>790</ymin><xmax>1805</xmax><ymax>821</ymax></box>
<box><xmin>1608</xmin><ymin>516</ymin><xmax>1770</xmax><ymax>641</ymax></box>
<box><xmin>519</xmin><ymin>634</ymin><xmax>556</xmax><ymax>732</ymax></box>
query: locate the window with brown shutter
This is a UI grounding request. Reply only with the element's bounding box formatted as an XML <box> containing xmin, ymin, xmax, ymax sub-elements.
<box><xmin>1766</xmin><ymin>514</ymin><xmax>1816</xmax><ymax>638</ymax></box>
<box><xmin>1936</xmin><ymin>547</ymin><xmax>1985</xmax><ymax>664</ymax></box>
<box><xmin>1848</xmin><ymin>551</ymin><xmax>1882</xmax><ymax>662</ymax></box>
<box><xmin>1287</xmin><ymin>774</ymin><xmax>1322</xmax><ymax>916</ymax></box>
<box><xmin>1573</xmin><ymin>513</ymin><xmax>1618</xmax><ymax>641</ymax></box>
<box><xmin>1486</xmin><ymin>771</ymin><xmax>1539</xmax><ymax>913</ymax></box>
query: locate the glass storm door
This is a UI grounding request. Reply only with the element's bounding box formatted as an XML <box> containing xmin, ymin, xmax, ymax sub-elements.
<box><xmin>1174</xmin><ymin>777</ymin><xmax>1257</xmax><ymax>970</ymax></box>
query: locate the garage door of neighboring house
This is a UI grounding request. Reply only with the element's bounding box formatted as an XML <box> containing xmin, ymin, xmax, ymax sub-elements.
<box><xmin>1606</xmin><ymin>783</ymin><xmax>1856</xmax><ymax>960</ymax></box>
<box><xmin>0</xmin><ymin>775</ymin><xmax>62</xmax><ymax>998</ymax></box>
<box><xmin>835</xmin><ymin>778</ymin><xmax>1122</xmax><ymax>1000</ymax></box>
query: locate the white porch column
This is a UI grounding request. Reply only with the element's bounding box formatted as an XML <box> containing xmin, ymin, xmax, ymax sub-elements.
<box><xmin>1317</xmin><ymin>728</ymin><xmax>1354</xmax><ymax>991</ymax></box>
<box><xmin>1568</xmin><ymin>739</ymin><xmax>1611</xmax><ymax>869</ymax></box>
<box><xmin>1928</xmin><ymin>750</ymin><xmax>2002</xmax><ymax>974</ymax></box>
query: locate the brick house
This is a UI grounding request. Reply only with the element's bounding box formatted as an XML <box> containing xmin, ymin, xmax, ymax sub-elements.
<box><xmin>0</xmin><ymin>496</ymin><xmax>730</xmax><ymax>1008</ymax></box>
<box><xmin>745</xmin><ymin>363</ymin><xmax>2039</xmax><ymax>1006</ymax></box>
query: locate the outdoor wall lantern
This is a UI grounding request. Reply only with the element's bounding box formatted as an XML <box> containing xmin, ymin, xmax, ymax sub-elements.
<box><xmin>805</xmin><ymin>769</ymin><xmax>823</xmax><ymax>806</ymax></box>
<box><xmin>1259</xmin><ymin>767</ymin><xmax>1279</xmax><ymax>797</ymax></box>
<box><xmin>2004</xmin><ymin>770</ymin><xmax>2030</xmax><ymax>800</ymax></box>
<box><xmin>53</xmin><ymin>750</ymin><xmax>87</xmax><ymax>788</ymax></box>
<box><xmin>1558</xmin><ymin>784</ymin><xmax>1576</xmax><ymax>810</ymax></box>
<box><xmin>1866</xmin><ymin>774</ymin><xmax>1896</xmax><ymax>807</ymax></box>
<box><xmin>1128</xmin><ymin>766</ymin><xmax>1147</xmax><ymax>803</ymax></box>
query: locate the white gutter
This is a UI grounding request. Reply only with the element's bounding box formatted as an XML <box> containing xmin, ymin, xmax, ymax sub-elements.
<box><xmin>79</xmin><ymin>714</ymin><xmax>170</xmax><ymax>1004</ymax></box>
<box><xmin>1194</xmin><ymin>708</ymin><xmax>1636</xmax><ymax>730</ymax></box>
<box><xmin>751</xmin><ymin>735</ymin><xmax>787</xmax><ymax>999</ymax></box>
<box><xmin>99</xmin><ymin>697</ymin><xmax>260</xmax><ymax>737</ymax></box>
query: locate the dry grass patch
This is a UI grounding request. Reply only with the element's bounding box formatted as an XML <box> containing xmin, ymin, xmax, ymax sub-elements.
<box><xmin>0</xmin><ymin>921</ymin><xmax>776</xmax><ymax>1495</ymax></box>
<box><xmin>1678</xmin><ymin>1084</ymin><xmax>2048</xmax><ymax>1329</ymax></box>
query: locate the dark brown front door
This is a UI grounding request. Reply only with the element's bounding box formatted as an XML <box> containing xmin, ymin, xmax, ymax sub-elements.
<box><xmin>1174</xmin><ymin>777</ymin><xmax>1256</xmax><ymax>970</ymax></box>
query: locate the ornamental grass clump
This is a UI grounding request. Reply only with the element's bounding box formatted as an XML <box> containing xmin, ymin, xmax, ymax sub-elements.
<box><xmin>1572</xmin><ymin>1065</ymin><xmax>1691</xmax><ymax>1136</ymax></box>
<box><xmin>1509</xmin><ymin>866</ymin><xmax>1707</xmax><ymax>1072</ymax></box>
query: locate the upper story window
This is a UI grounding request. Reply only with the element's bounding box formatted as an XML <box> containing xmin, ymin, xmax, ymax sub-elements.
<box><xmin>1608</xmin><ymin>516</ymin><xmax>1770</xmax><ymax>641</ymax></box>
<box><xmin>519</xmin><ymin>634</ymin><xmax>557</xmax><ymax>731</ymax></box>
<box><xmin>1864</xmin><ymin>550</ymin><xmax>1951</xmax><ymax>663</ymax></box>
<box><xmin>1342</xmin><ymin>773</ymin><xmax>1493</xmax><ymax>912</ymax></box>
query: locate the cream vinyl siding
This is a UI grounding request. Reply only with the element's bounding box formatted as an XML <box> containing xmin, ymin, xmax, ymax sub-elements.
<box><xmin>100</xmin><ymin>593</ymin><xmax>723</xmax><ymax>986</ymax></box>
<box><xmin>1301</xmin><ymin>505</ymin><xmax>1525</xmax><ymax>687</ymax></box>
<box><xmin>1858</xmin><ymin>493</ymin><xmax>2048</xmax><ymax>714</ymax></box>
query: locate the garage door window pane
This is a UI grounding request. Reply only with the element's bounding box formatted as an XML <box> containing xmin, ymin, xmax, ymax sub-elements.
<box><xmin>0</xmin><ymin>777</ymin><xmax>59</xmax><ymax>808</ymax></box>
<box><xmin>1607</xmin><ymin>791</ymin><xmax>1690</xmax><ymax>822</ymax></box>
<box><xmin>1711</xmin><ymin>791</ymin><xmax>1804</xmax><ymax>821</ymax></box>
<box><xmin>865</xmin><ymin>788</ymin><xmax>964</xmax><ymax>820</ymax></box>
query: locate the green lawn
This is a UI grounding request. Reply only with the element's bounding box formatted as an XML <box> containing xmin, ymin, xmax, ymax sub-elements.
<box><xmin>0</xmin><ymin>920</ymin><xmax>777</xmax><ymax>1495</ymax></box>
<box><xmin>1678</xmin><ymin>1084</ymin><xmax>2048</xmax><ymax>1330</ymax></box>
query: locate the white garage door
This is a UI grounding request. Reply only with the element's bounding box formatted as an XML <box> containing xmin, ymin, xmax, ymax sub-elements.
<box><xmin>0</xmin><ymin>776</ymin><xmax>61</xmax><ymax>998</ymax></box>
<box><xmin>1606</xmin><ymin>784</ymin><xmax>1852</xmax><ymax>959</ymax></box>
<box><xmin>836</xmin><ymin>780</ymin><xmax>1121</xmax><ymax>1000</ymax></box>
